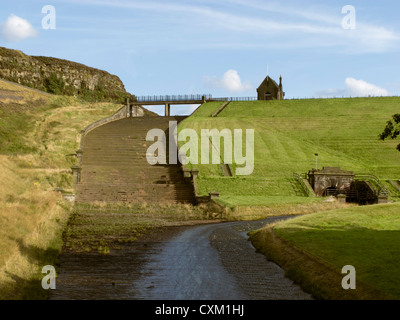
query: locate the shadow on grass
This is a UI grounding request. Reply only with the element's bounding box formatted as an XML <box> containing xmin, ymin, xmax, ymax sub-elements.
<box><xmin>4</xmin><ymin>271</ymin><xmax>48</xmax><ymax>300</ymax></box>
<box><xmin>3</xmin><ymin>238</ymin><xmax>61</xmax><ymax>300</ymax></box>
<box><xmin>14</xmin><ymin>238</ymin><xmax>60</xmax><ymax>266</ymax></box>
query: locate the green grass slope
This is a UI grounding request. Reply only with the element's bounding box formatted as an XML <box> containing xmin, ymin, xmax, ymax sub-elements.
<box><xmin>257</xmin><ymin>203</ymin><xmax>400</xmax><ymax>299</ymax></box>
<box><xmin>178</xmin><ymin>98</ymin><xmax>400</xmax><ymax>206</ymax></box>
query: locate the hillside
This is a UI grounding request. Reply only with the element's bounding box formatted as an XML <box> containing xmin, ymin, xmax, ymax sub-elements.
<box><xmin>178</xmin><ymin>98</ymin><xmax>400</xmax><ymax>206</ymax></box>
<box><xmin>250</xmin><ymin>202</ymin><xmax>400</xmax><ymax>299</ymax></box>
<box><xmin>0</xmin><ymin>78</ymin><xmax>131</xmax><ymax>298</ymax></box>
<box><xmin>1</xmin><ymin>75</ymin><xmax>400</xmax><ymax>298</ymax></box>
<box><xmin>0</xmin><ymin>47</ymin><xmax>130</xmax><ymax>103</ymax></box>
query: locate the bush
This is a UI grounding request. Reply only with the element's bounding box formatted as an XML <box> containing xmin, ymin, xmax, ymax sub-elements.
<box><xmin>44</xmin><ymin>73</ymin><xmax>65</xmax><ymax>95</ymax></box>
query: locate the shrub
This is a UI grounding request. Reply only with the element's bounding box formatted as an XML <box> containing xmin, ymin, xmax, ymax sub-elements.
<box><xmin>44</xmin><ymin>73</ymin><xmax>65</xmax><ymax>95</ymax></box>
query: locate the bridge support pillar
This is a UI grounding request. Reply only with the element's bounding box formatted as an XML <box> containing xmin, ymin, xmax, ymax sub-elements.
<box><xmin>165</xmin><ymin>103</ymin><xmax>171</xmax><ymax>117</ymax></box>
<box><xmin>126</xmin><ymin>98</ymin><xmax>131</xmax><ymax>117</ymax></box>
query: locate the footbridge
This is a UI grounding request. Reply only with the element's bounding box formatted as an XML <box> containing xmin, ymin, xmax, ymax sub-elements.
<box><xmin>128</xmin><ymin>95</ymin><xmax>257</xmax><ymax>116</ymax></box>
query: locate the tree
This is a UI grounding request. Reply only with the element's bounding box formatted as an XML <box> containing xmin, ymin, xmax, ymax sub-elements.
<box><xmin>379</xmin><ymin>114</ymin><xmax>400</xmax><ymax>151</ymax></box>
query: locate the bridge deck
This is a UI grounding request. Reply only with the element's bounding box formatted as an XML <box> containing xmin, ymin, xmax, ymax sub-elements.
<box><xmin>129</xmin><ymin>95</ymin><xmax>257</xmax><ymax>105</ymax></box>
<box><xmin>128</xmin><ymin>95</ymin><xmax>257</xmax><ymax>116</ymax></box>
<box><xmin>130</xmin><ymin>99</ymin><xmax>206</xmax><ymax>106</ymax></box>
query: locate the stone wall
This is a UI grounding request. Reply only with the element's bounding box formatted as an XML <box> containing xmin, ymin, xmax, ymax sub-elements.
<box><xmin>308</xmin><ymin>167</ymin><xmax>354</xmax><ymax>197</ymax></box>
<box><xmin>79</xmin><ymin>105</ymin><xmax>145</xmax><ymax>149</ymax></box>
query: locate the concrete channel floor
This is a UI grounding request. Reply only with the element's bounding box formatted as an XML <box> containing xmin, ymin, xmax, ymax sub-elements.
<box><xmin>51</xmin><ymin>216</ymin><xmax>312</xmax><ymax>300</ymax></box>
<box><xmin>130</xmin><ymin>217</ymin><xmax>312</xmax><ymax>300</ymax></box>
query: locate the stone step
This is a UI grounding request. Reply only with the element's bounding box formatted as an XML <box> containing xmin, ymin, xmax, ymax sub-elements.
<box><xmin>77</xmin><ymin>116</ymin><xmax>194</xmax><ymax>204</ymax></box>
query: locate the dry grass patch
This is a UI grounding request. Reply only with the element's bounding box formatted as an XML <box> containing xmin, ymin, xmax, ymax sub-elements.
<box><xmin>0</xmin><ymin>80</ymin><xmax>127</xmax><ymax>299</ymax></box>
<box><xmin>0</xmin><ymin>156</ymin><xmax>73</xmax><ymax>299</ymax></box>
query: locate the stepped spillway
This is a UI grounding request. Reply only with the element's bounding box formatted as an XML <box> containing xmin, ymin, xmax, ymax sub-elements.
<box><xmin>76</xmin><ymin>116</ymin><xmax>196</xmax><ymax>204</ymax></box>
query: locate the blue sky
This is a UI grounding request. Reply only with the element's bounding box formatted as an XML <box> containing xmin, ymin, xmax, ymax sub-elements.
<box><xmin>1</xmin><ymin>0</ymin><xmax>400</xmax><ymax>114</ymax></box>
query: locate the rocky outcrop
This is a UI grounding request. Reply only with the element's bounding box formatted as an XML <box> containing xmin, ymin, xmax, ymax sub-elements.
<box><xmin>0</xmin><ymin>47</ymin><xmax>130</xmax><ymax>102</ymax></box>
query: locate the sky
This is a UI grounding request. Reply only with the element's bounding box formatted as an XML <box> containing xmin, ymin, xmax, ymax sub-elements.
<box><xmin>1</xmin><ymin>0</ymin><xmax>400</xmax><ymax>115</ymax></box>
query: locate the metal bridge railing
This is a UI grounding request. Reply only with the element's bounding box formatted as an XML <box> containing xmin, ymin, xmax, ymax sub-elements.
<box><xmin>209</xmin><ymin>97</ymin><xmax>258</xmax><ymax>102</ymax></box>
<box><xmin>135</xmin><ymin>95</ymin><xmax>258</xmax><ymax>103</ymax></box>
<box><xmin>136</xmin><ymin>94</ymin><xmax>212</xmax><ymax>102</ymax></box>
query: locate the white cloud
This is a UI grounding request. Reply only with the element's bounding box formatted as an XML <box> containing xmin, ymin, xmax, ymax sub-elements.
<box><xmin>345</xmin><ymin>78</ymin><xmax>389</xmax><ymax>97</ymax></box>
<box><xmin>1</xmin><ymin>14</ymin><xmax>38</xmax><ymax>42</ymax></box>
<box><xmin>204</xmin><ymin>69</ymin><xmax>252</xmax><ymax>93</ymax></box>
<box><xmin>316</xmin><ymin>78</ymin><xmax>390</xmax><ymax>98</ymax></box>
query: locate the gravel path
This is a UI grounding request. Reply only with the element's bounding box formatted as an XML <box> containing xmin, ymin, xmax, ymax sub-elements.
<box><xmin>51</xmin><ymin>216</ymin><xmax>312</xmax><ymax>300</ymax></box>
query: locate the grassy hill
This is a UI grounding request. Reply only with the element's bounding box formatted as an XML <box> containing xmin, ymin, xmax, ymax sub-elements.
<box><xmin>184</xmin><ymin>98</ymin><xmax>400</xmax><ymax>299</ymax></box>
<box><xmin>250</xmin><ymin>202</ymin><xmax>400</xmax><ymax>299</ymax></box>
<box><xmin>0</xmin><ymin>78</ymin><xmax>127</xmax><ymax>298</ymax></box>
<box><xmin>2</xmin><ymin>79</ymin><xmax>400</xmax><ymax>300</ymax></box>
<box><xmin>178</xmin><ymin>98</ymin><xmax>400</xmax><ymax>206</ymax></box>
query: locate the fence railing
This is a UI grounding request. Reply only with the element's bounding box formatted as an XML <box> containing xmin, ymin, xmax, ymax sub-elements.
<box><xmin>292</xmin><ymin>172</ymin><xmax>390</xmax><ymax>198</ymax></box>
<box><xmin>135</xmin><ymin>95</ymin><xmax>258</xmax><ymax>103</ymax></box>
<box><xmin>136</xmin><ymin>94</ymin><xmax>212</xmax><ymax>102</ymax></box>
<box><xmin>209</xmin><ymin>97</ymin><xmax>258</xmax><ymax>102</ymax></box>
<box><xmin>293</xmin><ymin>172</ymin><xmax>312</xmax><ymax>197</ymax></box>
<box><xmin>354</xmin><ymin>174</ymin><xmax>390</xmax><ymax>196</ymax></box>
<box><xmin>135</xmin><ymin>94</ymin><xmax>400</xmax><ymax>103</ymax></box>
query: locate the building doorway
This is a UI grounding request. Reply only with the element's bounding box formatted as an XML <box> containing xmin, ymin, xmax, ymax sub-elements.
<box><xmin>264</xmin><ymin>92</ymin><xmax>273</xmax><ymax>100</ymax></box>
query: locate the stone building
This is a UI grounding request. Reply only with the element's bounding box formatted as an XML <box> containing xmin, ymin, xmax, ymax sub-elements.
<box><xmin>257</xmin><ymin>75</ymin><xmax>285</xmax><ymax>101</ymax></box>
<box><xmin>308</xmin><ymin>167</ymin><xmax>354</xmax><ymax>197</ymax></box>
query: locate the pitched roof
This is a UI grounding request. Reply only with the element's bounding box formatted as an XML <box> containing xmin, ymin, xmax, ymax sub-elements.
<box><xmin>257</xmin><ymin>76</ymin><xmax>279</xmax><ymax>90</ymax></box>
